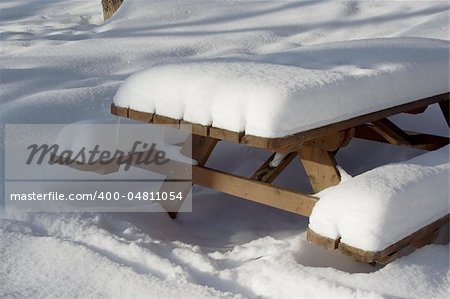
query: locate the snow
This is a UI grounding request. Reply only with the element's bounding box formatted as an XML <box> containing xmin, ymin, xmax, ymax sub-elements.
<box><xmin>310</xmin><ymin>146</ymin><xmax>450</xmax><ymax>251</ymax></box>
<box><xmin>2</xmin><ymin>212</ymin><xmax>449</xmax><ymax>299</ymax></box>
<box><xmin>54</xmin><ymin>120</ymin><xmax>194</xmax><ymax>164</ymax></box>
<box><xmin>114</xmin><ymin>38</ymin><xmax>449</xmax><ymax>137</ymax></box>
<box><xmin>1</xmin><ymin>0</ymin><xmax>449</xmax><ymax>298</ymax></box>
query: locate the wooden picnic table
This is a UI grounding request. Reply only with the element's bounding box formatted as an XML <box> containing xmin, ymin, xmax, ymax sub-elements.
<box><xmin>111</xmin><ymin>92</ymin><xmax>449</xmax><ymax>263</ymax></box>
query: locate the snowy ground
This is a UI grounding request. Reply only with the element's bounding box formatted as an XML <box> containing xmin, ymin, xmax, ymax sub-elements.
<box><xmin>1</xmin><ymin>1</ymin><xmax>449</xmax><ymax>298</ymax></box>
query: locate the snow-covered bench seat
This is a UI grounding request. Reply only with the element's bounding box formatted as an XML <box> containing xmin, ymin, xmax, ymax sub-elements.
<box><xmin>113</xmin><ymin>37</ymin><xmax>449</xmax><ymax>149</ymax></box>
<box><xmin>308</xmin><ymin>146</ymin><xmax>450</xmax><ymax>264</ymax></box>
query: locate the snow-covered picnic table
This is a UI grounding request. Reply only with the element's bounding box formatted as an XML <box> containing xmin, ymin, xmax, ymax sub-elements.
<box><xmin>4</xmin><ymin>0</ymin><xmax>450</xmax><ymax>296</ymax></box>
<box><xmin>110</xmin><ymin>36</ymin><xmax>449</xmax><ymax>263</ymax></box>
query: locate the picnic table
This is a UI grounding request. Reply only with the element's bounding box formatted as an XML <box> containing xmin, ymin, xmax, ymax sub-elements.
<box><xmin>111</xmin><ymin>90</ymin><xmax>449</xmax><ymax>263</ymax></box>
<box><xmin>106</xmin><ymin>37</ymin><xmax>450</xmax><ymax>263</ymax></box>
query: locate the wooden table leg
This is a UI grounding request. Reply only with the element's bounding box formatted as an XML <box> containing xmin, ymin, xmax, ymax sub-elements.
<box><xmin>161</xmin><ymin>135</ymin><xmax>218</xmax><ymax>218</ymax></box>
<box><xmin>439</xmin><ymin>100</ymin><xmax>449</xmax><ymax>128</ymax></box>
<box><xmin>298</xmin><ymin>131</ymin><xmax>352</xmax><ymax>193</ymax></box>
<box><xmin>251</xmin><ymin>152</ymin><xmax>297</xmax><ymax>183</ymax></box>
<box><xmin>299</xmin><ymin>145</ymin><xmax>341</xmax><ymax>193</ymax></box>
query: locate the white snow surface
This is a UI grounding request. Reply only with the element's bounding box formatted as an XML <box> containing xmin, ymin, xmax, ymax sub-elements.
<box><xmin>1</xmin><ymin>1</ymin><xmax>450</xmax><ymax>298</ymax></box>
<box><xmin>114</xmin><ymin>38</ymin><xmax>449</xmax><ymax>137</ymax></box>
<box><xmin>54</xmin><ymin>120</ymin><xmax>195</xmax><ymax>164</ymax></box>
<box><xmin>310</xmin><ymin>146</ymin><xmax>450</xmax><ymax>251</ymax></box>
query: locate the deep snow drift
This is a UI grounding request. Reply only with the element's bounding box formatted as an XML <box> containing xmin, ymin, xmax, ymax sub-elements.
<box><xmin>1</xmin><ymin>1</ymin><xmax>449</xmax><ymax>298</ymax></box>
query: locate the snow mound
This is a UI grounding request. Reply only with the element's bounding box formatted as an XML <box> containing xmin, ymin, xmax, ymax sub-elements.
<box><xmin>114</xmin><ymin>38</ymin><xmax>449</xmax><ymax>138</ymax></box>
<box><xmin>309</xmin><ymin>146</ymin><xmax>450</xmax><ymax>251</ymax></box>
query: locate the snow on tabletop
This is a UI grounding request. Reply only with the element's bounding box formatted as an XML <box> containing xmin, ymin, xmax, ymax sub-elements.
<box><xmin>309</xmin><ymin>146</ymin><xmax>450</xmax><ymax>252</ymax></box>
<box><xmin>114</xmin><ymin>38</ymin><xmax>449</xmax><ymax>138</ymax></box>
